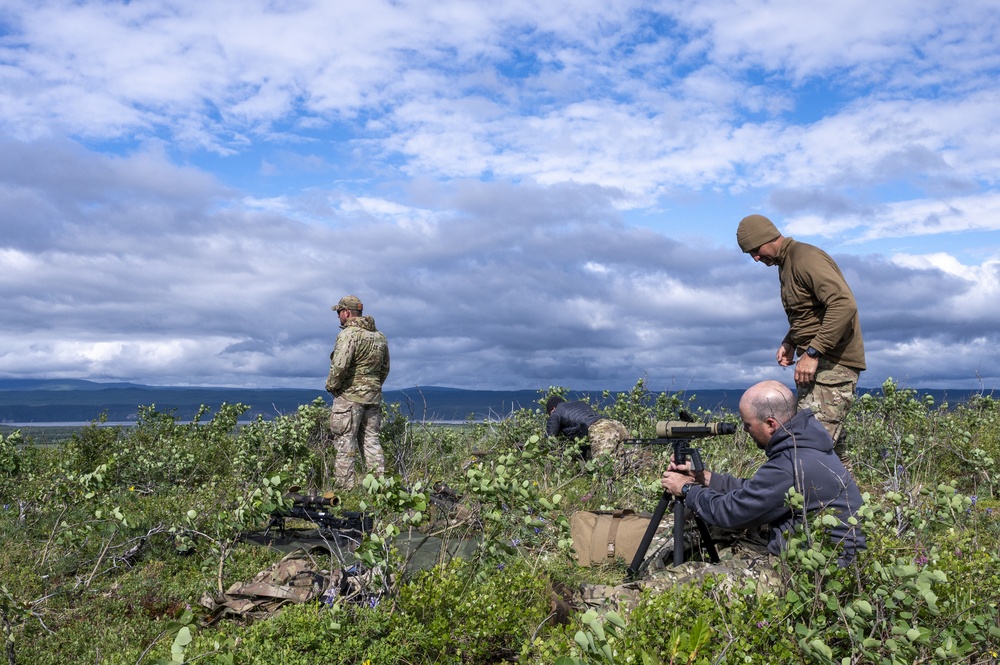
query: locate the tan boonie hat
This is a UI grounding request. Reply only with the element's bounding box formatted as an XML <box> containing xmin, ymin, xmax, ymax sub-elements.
<box><xmin>736</xmin><ymin>214</ymin><xmax>781</xmax><ymax>253</ymax></box>
<box><xmin>332</xmin><ymin>295</ymin><xmax>363</xmax><ymax>312</ymax></box>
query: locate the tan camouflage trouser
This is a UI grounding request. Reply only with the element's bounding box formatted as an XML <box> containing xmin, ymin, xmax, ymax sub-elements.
<box><xmin>589</xmin><ymin>418</ymin><xmax>629</xmax><ymax>457</ymax></box>
<box><xmin>796</xmin><ymin>358</ymin><xmax>860</xmax><ymax>462</ymax></box>
<box><xmin>329</xmin><ymin>395</ymin><xmax>384</xmax><ymax>490</ymax></box>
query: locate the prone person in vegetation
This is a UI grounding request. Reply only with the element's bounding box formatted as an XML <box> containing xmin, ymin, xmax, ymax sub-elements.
<box><xmin>660</xmin><ymin>380</ymin><xmax>865</xmax><ymax>565</ymax></box>
<box><xmin>326</xmin><ymin>295</ymin><xmax>390</xmax><ymax>490</ymax></box>
<box><xmin>737</xmin><ymin>214</ymin><xmax>865</xmax><ymax>467</ymax></box>
<box><xmin>545</xmin><ymin>396</ymin><xmax>629</xmax><ymax>459</ymax></box>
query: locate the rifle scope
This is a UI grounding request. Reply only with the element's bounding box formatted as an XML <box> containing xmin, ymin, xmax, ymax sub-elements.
<box><xmin>655</xmin><ymin>421</ymin><xmax>737</xmax><ymax>438</ymax></box>
<box><xmin>284</xmin><ymin>491</ymin><xmax>340</xmax><ymax>508</ymax></box>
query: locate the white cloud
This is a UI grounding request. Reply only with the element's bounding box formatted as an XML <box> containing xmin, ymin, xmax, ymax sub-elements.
<box><xmin>786</xmin><ymin>191</ymin><xmax>1000</xmax><ymax>242</ymax></box>
<box><xmin>1</xmin><ymin>1</ymin><xmax>999</xmax><ymax>392</ymax></box>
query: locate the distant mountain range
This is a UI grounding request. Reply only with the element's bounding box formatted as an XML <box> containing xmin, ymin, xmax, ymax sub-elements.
<box><xmin>0</xmin><ymin>378</ymin><xmax>985</xmax><ymax>424</ymax></box>
<box><xmin>0</xmin><ymin>378</ymin><xmax>736</xmax><ymax>424</ymax></box>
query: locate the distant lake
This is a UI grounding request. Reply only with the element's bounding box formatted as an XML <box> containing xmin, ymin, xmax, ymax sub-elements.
<box><xmin>1</xmin><ymin>380</ymin><xmax>988</xmax><ymax>427</ymax></box>
<box><xmin>2</xmin><ymin>419</ymin><xmax>479</xmax><ymax>428</ymax></box>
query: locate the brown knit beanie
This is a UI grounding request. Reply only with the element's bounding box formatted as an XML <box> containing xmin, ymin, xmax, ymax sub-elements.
<box><xmin>736</xmin><ymin>214</ymin><xmax>781</xmax><ymax>252</ymax></box>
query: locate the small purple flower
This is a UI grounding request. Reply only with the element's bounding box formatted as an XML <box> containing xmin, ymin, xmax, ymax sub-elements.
<box><xmin>756</xmin><ymin>620</ymin><xmax>770</xmax><ymax>628</ymax></box>
<box><xmin>511</xmin><ymin>538</ymin><xmax>521</xmax><ymax>546</ymax></box>
<box><xmin>914</xmin><ymin>554</ymin><xmax>928</xmax><ymax>566</ymax></box>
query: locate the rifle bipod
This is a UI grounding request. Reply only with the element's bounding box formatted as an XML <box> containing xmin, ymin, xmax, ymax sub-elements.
<box><xmin>625</xmin><ymin>490</ymin><xmax>719</xmax><ymax>580</ymax></box>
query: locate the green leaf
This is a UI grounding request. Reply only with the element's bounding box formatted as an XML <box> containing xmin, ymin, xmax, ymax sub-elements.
<box><xmin>808</xmin><ymin>638</ymin><xmax>832</xmax><ymax>659</ymax></box>
<box><xmin>854</xmin><ymin>599</ymin><xmax>873</xmax><ymax>615</ymax></box>
<box><xmin>171</xmin><ymin>626</ymin><xmax>193</xmax><ymax>662</ymax></box>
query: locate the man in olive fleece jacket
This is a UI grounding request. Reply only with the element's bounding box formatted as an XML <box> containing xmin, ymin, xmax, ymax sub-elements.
<box><xmin>661</xmin><ymin>380</ymin><xmax>865</xmax><ymax>565</ymax></box>
<box><xmin>737</xmin><ymin>214</ymin><xmax>865</xmax><ymax>464</ymax></box>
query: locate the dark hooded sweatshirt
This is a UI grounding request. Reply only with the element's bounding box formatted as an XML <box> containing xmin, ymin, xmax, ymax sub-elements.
<box><xmin>685</xmin><ymin>408</ymin><xmax>865</xmax><ymax>562</ymax></box>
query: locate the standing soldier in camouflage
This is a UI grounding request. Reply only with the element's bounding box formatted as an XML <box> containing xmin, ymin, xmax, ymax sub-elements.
<box><xmin>736</xmin><ymin>214</ymin><xmax>865</xmax><ymax>466</ymax></box>
<box><xmin>326</xmin><ymin>295</ymin><xmax>390</xmax><ymax>489</ymax></box>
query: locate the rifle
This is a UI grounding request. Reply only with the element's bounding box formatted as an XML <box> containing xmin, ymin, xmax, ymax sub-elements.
<box><xmin>623</xmin><ymin>420</ymin><xmax>736</xmax><ymax>578</ymax></box>
<box><xmin>267</xmin><ymin>490</ymin><xmax>373</xmax><ymax>539</ymax></box>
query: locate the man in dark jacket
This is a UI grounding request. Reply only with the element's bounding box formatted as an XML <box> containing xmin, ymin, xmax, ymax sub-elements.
<box><xmin>545</xmin><ymin>396</ymin><xmax>628</xmax><ymax>458</ymax></box>
<box><xmin>660</xmin><ymin>380</ymin><xmax>865</xmax><ymax>564</ymax></box>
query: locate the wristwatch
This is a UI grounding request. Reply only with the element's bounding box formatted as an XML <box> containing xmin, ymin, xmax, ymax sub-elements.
<box><xmin>681</xmin><ymin>483</ymin><xmax>695</xmax><ymax>498</ymax></box>
<box><xmin>805</xmin><ymin>346</ymin><xmax>822</xmax><ymax>359</ymax></box>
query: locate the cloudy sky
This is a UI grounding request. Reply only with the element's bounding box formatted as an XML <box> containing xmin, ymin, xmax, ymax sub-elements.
<box><xmin>1</xmin><ymin>0</ymin><xmax>998</xmax><ymax>394</ymax></box>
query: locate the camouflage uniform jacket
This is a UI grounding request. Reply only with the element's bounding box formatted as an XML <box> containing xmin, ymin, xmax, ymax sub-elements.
<box><xmin>326</xmin><ymin>316</ymin><xmax>390</xmax><ymax>405</ymax></box>
<box><xmin>775</xmin><ymin>237</ymin><xmax>866</xmax><ymax>370</ymax></box>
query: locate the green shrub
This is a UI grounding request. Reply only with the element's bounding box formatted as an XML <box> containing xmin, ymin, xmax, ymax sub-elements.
<box><xmin>1</xmin><ymin>384</ymin><xmax>999</xmax><ymax>665</ymax></box>
<box><xmin>398</xmin><ymin>557</ymin><xmax>551</xmax><ymax>663</ymax></box>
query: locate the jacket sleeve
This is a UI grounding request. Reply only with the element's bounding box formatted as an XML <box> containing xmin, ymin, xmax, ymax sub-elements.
<box><xmin>379</xmin><ymin>344</ymin><xmax>390</xmax><ymax>384</ymax></box>
<box><xmin>795</xmin><ymin>249</ymin><xmax>858</xmax><ymax>354</ymax></box>
<box><xmin>326</xmin><ymin>332</ymin><xmax>354</xmax><ymax>394</ymax></box>
<box><xmin>686</xmin><ymin>463</ymin><xmax>795</xmax><ymax>530</ymax></box>
<box><xmin>546</xmin><ymin>412</ymin><xmax>561</xmax><ymax>437</ymax></box>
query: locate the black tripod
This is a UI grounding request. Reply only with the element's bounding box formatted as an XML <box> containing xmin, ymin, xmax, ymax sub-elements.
<box><xmin>625</xmin><ymin>440</ymin><xmax>719</xmax><ymax>579</ymax></box>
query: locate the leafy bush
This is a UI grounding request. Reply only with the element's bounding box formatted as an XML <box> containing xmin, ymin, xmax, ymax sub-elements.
<box><xmin>1</xmin><ymin>382</ymin><xmax>999</xmax><ymax>665</ymax></box>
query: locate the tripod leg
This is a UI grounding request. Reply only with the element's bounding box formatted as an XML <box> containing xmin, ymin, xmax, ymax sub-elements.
<box><xmin>626</xmin><ymin>491</ymin><xmax>670</xmax><ymax>579</ymax></box>
<box><xmin>673</xmin><ymin>499</ymin><xmax>686</xmax><ymax>566</ymax></box>
<box><xmin>693</xmin><ymin>515</ymin><xmax>720</xmax><ymax>563</ymax></box>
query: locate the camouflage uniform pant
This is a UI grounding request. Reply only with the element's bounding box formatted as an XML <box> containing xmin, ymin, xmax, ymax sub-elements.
<box><xmin>796</xmin><ymin>358</ymin><xmax>860</xmax><ymax>462</ymax></box>
<box><xmin>588</xmin><ymin>418</ymin><xmax>629</xmax><ymax>457</ymax></box>
<box><xmin>329</xmin><ymin>396</ymin><xmax>384</xmax><ymax>490</ymax></box>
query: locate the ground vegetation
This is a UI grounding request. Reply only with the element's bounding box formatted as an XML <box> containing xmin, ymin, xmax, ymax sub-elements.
<box><xmin>0</xmin><ymin>378</ymin><xmax>998</xmax><ymax>664</ymax></box>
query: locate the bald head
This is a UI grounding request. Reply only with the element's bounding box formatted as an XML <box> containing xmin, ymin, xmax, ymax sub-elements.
<box><xmin>739</xmin><ymin>380</ymin><xmax>796</xmax><ymax>433</ymax></box>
